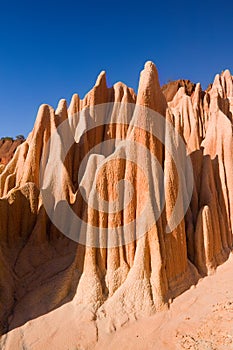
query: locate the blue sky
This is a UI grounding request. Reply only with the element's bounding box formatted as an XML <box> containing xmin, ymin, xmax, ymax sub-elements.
<box><xmin>0</xmin><ymin>0</ymin><xmax>233</xmax><ymax>137</ymax></box>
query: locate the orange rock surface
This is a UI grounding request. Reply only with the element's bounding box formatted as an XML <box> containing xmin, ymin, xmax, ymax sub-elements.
<box><xmin>0</xmin><ymin>62</ymin><xmax>232</xmax><ymax>349</ymax></box>
<box><xmin>0</xmin><ymin>138</ymin><xmax>24</xmax><ymax>165</ymax></box>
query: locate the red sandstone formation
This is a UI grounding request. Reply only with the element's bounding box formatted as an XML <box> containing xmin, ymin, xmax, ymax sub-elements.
<box><xmin>0</xmin><ymin>62</ymin><xmax>232</xmax><ymax>349</ymax></box>
<box><xmin>0</xmin><ymin>138</ymin><xmax>24</xmax><ymax>165</ymax></box>
<box><xmin>162</xmin><ymin>79</ymin><xmax>196</xmax><ymax>102</ymax></box>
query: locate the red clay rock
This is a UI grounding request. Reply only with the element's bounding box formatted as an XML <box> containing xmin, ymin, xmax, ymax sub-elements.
<box><xmin>0</xmin><ymin>138</ymin><xmax>24</xmax><ymax>165</ymax></box>
<box><xmin>162</xmin><ymin>79</ymin><xmax>196</xmax><ymax>102</ymax></box>
<box><xmin>0</xmin><ymin>63</ymin><xmax>232</xmax><ymax>349</ymax></box>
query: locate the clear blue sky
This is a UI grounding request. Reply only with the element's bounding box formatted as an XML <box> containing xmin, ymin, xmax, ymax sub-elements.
<box><xmin>0</xmin><ymin>0</ymin><xmax>233</xmax><ymax>138</ymax></box>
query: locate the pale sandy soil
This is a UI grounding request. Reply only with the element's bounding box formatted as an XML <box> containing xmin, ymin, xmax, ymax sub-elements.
<box><xmin>96</xmin><ymin>253</ymin><xmax>233</xmax><ymax>350</ymax></box>
<box><xmin>2</xmin><ymin>253</ymin><xmax>233</xmax><ymax>350</ymax></box>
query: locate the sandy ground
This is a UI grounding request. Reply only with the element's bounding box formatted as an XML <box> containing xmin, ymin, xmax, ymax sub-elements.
<box><xmin>96</xmin><ymin>253</ymin><xmax>233</xmax><ymax>350</ymax></box>
<box><xmin>2</xmin><ymin>253</ymin><xmax>233</xmax><ymax>350</ymax></box>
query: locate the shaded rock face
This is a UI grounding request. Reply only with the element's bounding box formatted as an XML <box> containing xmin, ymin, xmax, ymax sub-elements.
<box><xmin>0</xmin><ymin>62</ymin><xmax>232</xmax><ymax>347</ymax></box>
<box><xmin>0</xmin><ymin>138</ymin><xmax>24</xmax><ymax>165</ymax></box>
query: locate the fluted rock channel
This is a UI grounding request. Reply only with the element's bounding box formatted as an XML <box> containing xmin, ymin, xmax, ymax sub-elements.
<box><xmin>0</xmin><ymin>62</ymin><xmax>232</xmax><ymax>348</ymax></box>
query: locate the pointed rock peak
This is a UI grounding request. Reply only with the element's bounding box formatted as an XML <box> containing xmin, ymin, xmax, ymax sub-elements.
<box><xmin>95</xmin><ymin>70</ymin><xmax>107</xmax><ymax>88</ymax></box>
<box><xmin>213</xmin><ymin>73</ymin><xmax>221</xmax><ymax>86</ymax></box>
<box><xmin>34</xmin><ymin>104</ymin><xmax>54</xmax><ymax>130</ymax></box>
<box><xmin>145</xmin><ymin>60</ymin><xmax>158</xmax><ymax>73</ymax></box>
<box><xmin>112</xmin><ymin>82</ymin><xmax>136</xmax><ymax>103</ymax></box>
<box><xmin>38</xmin><ymin>103</ymin><xmax>53</xmax><ymax>115</ymax></box>
<box><xmin>37</xmin><ymin>104</ymin><xmax>54</xmax><ymax>120</ymax></box>
<box><xmin>137</xmin><ymin>61</ymin><xmax>166</xmax><ymax>114</ymax></box>
<box><xmin>170</xmin><ymin>87</ymin><xmax>186</xmax><ymax>106</ymax></box>
<box><xmin>56</xmin><ymin>99</ymin><xmax>67</xmax><ymax>114</ymax></box>
<box><xmin>71</xmin><ymin>93</ymin><xmax>79</xmax><ymax>102</ymax></box>
<box><xmin>140</xmin><ymin>61</ymin><xmax>159</xmax><ymax>85</ymax></box>
<box><xmin>55</xmin><ymin>99</ymin><xmax>68</xmax><ymax>122</ymax></box>
<box><xmin>223</xmin><ymin>69</ymin><xmax>231</xmax><ymax>78</ymax></box>
<box><xmin>113</xmin><ymin>81</ymin><xmax>127</xmax><ymax>89</ymax></box>
<box><xmin>82</xmin><ymin>70</ymin><xmax>109</xmax><ymax>108</ymax></box>
<box><xmin>68</xmin><ymin>94</ymin><xmax>80</xmax><ymax>115</ymax></box>
<box><xmin>211</xmin><ymin>73</ymin><xmax>225</xmax><ymax>98</ymax></box>
<box><xmin>113</xmin><ymin>82</ymin><xmax>127</xmax><ymax>101</ymax></box>
<box><xmin>177</xmin><ymin>86</ymin><xmax>186</xmax><ymax>96</ymax></box>
<box><xmin>192</xmin><ymin>83</ymin><xmax>202</xmax><ymax>104</ymax></box>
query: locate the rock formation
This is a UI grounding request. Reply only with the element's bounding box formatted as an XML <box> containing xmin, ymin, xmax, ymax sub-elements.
<box><xmin>0</xmin><ymin>137</ymin><xmax>24</xmax><ymax>165</ymax></box>
<box><xmin>0</xmin><ymin>62</ymin><xmax>232</xmax><ymax>349</ymax></box>
<box><xmin>162</xmin><ymin>79</ymin><xmax>196</xmax><ymax>102</ymax></box>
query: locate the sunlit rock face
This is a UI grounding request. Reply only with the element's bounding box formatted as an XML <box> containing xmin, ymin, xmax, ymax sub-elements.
<box><xmin>0</xmin><ymin>62</ymin><xmax>232</xmax><ymax>349</ymax></box>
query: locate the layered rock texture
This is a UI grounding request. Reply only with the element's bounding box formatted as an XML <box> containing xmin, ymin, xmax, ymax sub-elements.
<box><xmin>0</xmin><ymin>62</ymin><xmax>232</xmax><ymax>349</ymax></box>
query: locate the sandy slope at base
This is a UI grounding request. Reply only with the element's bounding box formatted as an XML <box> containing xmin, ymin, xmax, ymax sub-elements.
<box><xmin>2</xmin><ymin>253</ymin><xmax>233</xmax><ymax>350</ymax></box>
<box><xmin>96</xmin><ymin>253</ymin><xmax>233</xmax><ymax>350</ymax></box>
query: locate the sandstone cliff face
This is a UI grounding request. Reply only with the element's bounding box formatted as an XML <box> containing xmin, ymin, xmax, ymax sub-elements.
<box><xmin>0</xmin><ymin>62</ymin><xmax>232</xmax><ymax>349</ymax></box>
